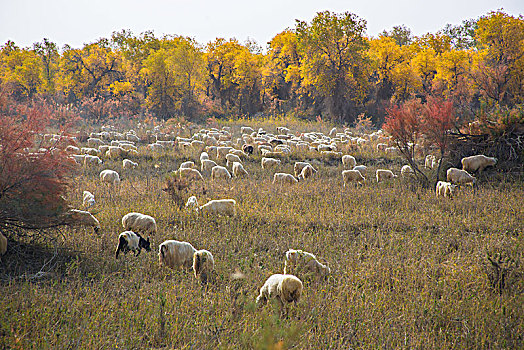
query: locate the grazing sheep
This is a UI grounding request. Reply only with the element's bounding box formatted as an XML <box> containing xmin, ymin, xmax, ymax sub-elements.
<box><xmin>447</xmin><ymin>168</ymin><xmax>476</xmax><ymax>186</ymax></box>
<box><xmin>293</xmin><ymin>162</ymin><xmax>317</xmax><ymax>178</ymax></box>
<box><xmin>193</xmin><ymin>250</ymin><xmax>215</xmax><ymax>283</ymax></box>
<box><xmin>229</xmin><ymin>149</ymin><xmax>248</xmax><ymax>158</ymax></box>
<box><xmin>121</xmin><ymin>212</ymin><xmax>157</xmax><ymax>236</ymax></box>
<box><xmin>201</xmin><ymin>159</ymin><xmax>218</xmax><ymax>174</ymax></box>
<box><xmin>200</xmin><ymin>152</ymin><xmax>210</xmax><ymax>162</ymax></box>
<box><xmin>273</xmin><ymin>173</ymin><xmax>298</xmax><ymax>185</ymax></box>
<box><xmin>297</xmin><ymin>164</ymin><xmax>315</xmax><ymax>181</ymax></box>
<box><xmin>100</xmin><ymin>169</ymin><xmax>121</xmax><ymax>186</ymax></box>
<box><xmin>225</xmin><ymin>153</ymin><xmax>242</xmax><ymax>167</ymax></box>
<box><xmin>175</xmin><ymin>168</ymin><xmax>204</xmax><ymax>181</ymax></box>
<box><xmin>70</xmin><ymin>154</ymin><xmax>86</xmax><ymax>164</ymax></box>
<box><xmin>65</xmin><ymin>209</ymin><xmax>101</xmax><ymax>234</ymax></box>
<box><xmin>216</xmin><ymin>146</ymin><xmax>233</xmax><ymax>159</ymax></box>
<box><xmin>185</xmin><ymin>195</ymin><xmax>199</xmax><ymax>210</ymax></box>
<box><xmin>401</xmin><ymin>165</ymin><xmax>415</xmax><ymax>177</ymax></box>
<box><xmin>232</xmin><ymin>162</ymin><xmax>249</xmax><ymax>178</ymax></box>
<box><xmin>148</xmin><ymin>143</ymin><xmax>164</xmax><ymax>152</ymax></box>
<box><xmin>461</xmin><ymin>154</ymin><xmax>497</xmax><ymax>173</ymax></box>
<box><xmin>83</xmin><ymin>191</ymin><xmax>95</xmax><ymax>208</ymax></box>
<box><xmin>353</xmin><ymin>165</ymin><xmax>367</xmax><ymax>175</ymax></box>
<box><xmin>262</xmin><ymin>150</ymin><xmax>285</xmax><ymax>158</ymax></box>
<box><xmin>0</xmin><ymin>232</ymin><xmax>7</xmax><ymax>256</ymax></box>
<box><xmin>376</xmin><ymin>143</ymin><xmax>388</xmax><ymax>152</ymax></box>
<box><xmin>199</xmin><ymin>199</ymin><xmax>237</xmax><ymax>216</ymax></box>
<box><xmin>256</xmin><ymin>274</ymin><xmax>303</xmax><ymax>315</ymax></box>
<box><xmin>385</xmin><ymin>147</ymin><xmax>401</xmax><ymax>156</ymax></box>
<box><xmin>105</xmin><ymin>146</ymin><xmax>126</xmax><ymax>159</ymax></box>
<box><xmin>261</xmin><ymin>157</ymin><xmax>281</xmax><ymax>170</ymax></box>
<box><xmin>122</xmin><ymin>159</ymin><xmax>138</xmax><ymax>169</ymax></box>
<box><xmin>115</xmin><ymin>231</ymin><xmax>151</xmax><ymax>258</ymax></box>
<box><xmin>376</xmin><ymin>169</ymin><xmax>397</xmax><ymax>183</ymax></box>
<box><xmin>84</xmin><ymin>155</ymin><xmax>102</xmax><ymax>166</ymax></box>
<box><xmin>425</xmin><ymin>155</ymin><xmax>437</xmax><ymax>169</ymax></box>
<box><xmin>211</xmin><ymin>165</ymin><xmax>232</xmax><ymax>181</ymax></box>
<box><xmin>81</xmin><ymin>147</ymin><xmax>100</xmax><ymax>156</ymax></box>
<box><xmin>242</xmin><ymin>144</ymin><xmax>254</xmax><ymax>155</ymax></box>
<box><xmin>320</xmin><ymin>150</ymin><xmax>342</xmax><ymax>159</ymax></box>
<box><xmin>342</xmin><ymin>155</ymin><xmax>357</xmax><ymax>169</ymax></box>
<box><xmin>241</xmin><ymin>126</ymin><xmax>254</xmax><ymax>134</ymax></box>
<box><xmin>342</xmin><ymin>169</ymin><xmax>366</xmax><ymax>186</ymax></box>
<box><xmin>179</xmin><ymin>161</ymin><xmax>195</xmax><ymax>169</ymax></box>
<box><xmin>436</xmin><ymin>181</ymin><xmax>457</xmax><ymax>198</ymax></box>
<box><xmin>158</xmin><ymin>240</ymin><xmax>197</xmax><ymax>269</ymax></box>
<box><xmin>66</xmin><ymin>145</ymin><xmax>80</xmax><ymax>153</ymax></box>
<box><xmin>284</xmin><ymin>249</ymin><xmax>331</xmax><ymax>277</ymax></box>
<box><xmin>87</xmin><ymin>137</ymin><xmax>105</xmax><ymax>148</ymax></box>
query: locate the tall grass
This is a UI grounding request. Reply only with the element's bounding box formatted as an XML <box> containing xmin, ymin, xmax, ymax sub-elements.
<box><xmin>1</xmin><ymin>122</ymin><xmax>522</xmax><ymax>349</ymax></box>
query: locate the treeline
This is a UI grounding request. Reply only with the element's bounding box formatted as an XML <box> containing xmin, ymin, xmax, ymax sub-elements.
<box><xmin>1</xmin><ymin>10</ymin><xmax>523</xmax><ymax>126</ymax></box>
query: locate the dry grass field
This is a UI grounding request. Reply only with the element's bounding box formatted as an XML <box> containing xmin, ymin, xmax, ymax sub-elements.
<box><xmin>1</xmin><ymin>119</ymin><xmax>523</xmax><ymax>349</ymax></box>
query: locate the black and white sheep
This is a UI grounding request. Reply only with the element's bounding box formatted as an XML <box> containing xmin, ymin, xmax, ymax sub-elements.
<box><xmin>115</xmin><ymin>231</ymin><xmax>151</xmax><ymax>258</ymax></box>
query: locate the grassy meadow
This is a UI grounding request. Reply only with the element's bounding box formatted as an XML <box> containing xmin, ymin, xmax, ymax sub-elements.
<box><xmin>1</xmin><ymin>119</ymin><xmax>523</xmax><ymax>349</ymax></box>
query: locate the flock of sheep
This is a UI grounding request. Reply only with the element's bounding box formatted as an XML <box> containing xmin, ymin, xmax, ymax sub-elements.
<box><xmin>1</xmin><ymin>122</ymin><xmax>498</xmax><ymax>315</ymax></box>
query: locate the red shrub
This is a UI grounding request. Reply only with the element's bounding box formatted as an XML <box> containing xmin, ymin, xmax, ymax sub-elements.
<box><xmin>0</xmin><ymin>91</ymin><xmax>77</xmax><ymax>231</ymax></box>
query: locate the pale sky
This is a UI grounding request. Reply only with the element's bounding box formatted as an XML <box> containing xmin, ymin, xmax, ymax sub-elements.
<box><xmin>1</xmin><ymin>0</ymin><xmax>523</xmax><ymax>50</ymax></box>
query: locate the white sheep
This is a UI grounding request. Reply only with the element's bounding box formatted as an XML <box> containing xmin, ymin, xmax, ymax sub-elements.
<box><xmin>200</xmin><ymin>152</ymin><xmax>210</xmax><ymax>162</ymax></box>
<box><xmin>83</xmin><ymin>191</ymin><xmax>95</xmax><ymax>208</ymax></box>
<box><xmin>65</xmin><ymin>209</ymin><xmax>101</xmax><ymax>234</ymax></box>
<box><xmin>105</xmin><ymin>146</ymin><xmax>125</xmax><ymax>159</ymax></box>
<box><xmin>256</xmin><ymin>274</ymin><xmax>303</xmax><ymax>315</ymax></box>
<box><xmin>342</xmin><ymin>155</ymin><xmax>357</xmax><ymax>169</ymax></box>
<box><xmin>297</xmin><ymin>164</ymin><xmax>315</xmax><ymax>181</ymax></box>
<box><xmin>425</xmin><ymin>155</ymin><xmax>437</xmax><ymax>169</ymax></box>
<box><xmin>121</xmin><ymin>212</ymin><xmax>157</xmax><ymax>236</ymax></box>
<box><xmin>193</xmin><ymin>249</ymin><xmax>215</xmax><ymax>283</ymax></box>
<box><xmin>447</xmin><ymin>167</ymin><xmax>476</xmax><ymax>186</ymax></box>
<box><xmin>179</xmin><ymin>161</ymin><xmax>195</xmax><ymax>169</ymax></box>
<box><xmin>353</xmin><ymin>165</ymin><xmax>367</xmax><ymax>175</ymax></box>
<box><xmin>376</xmin><ymin>169</ymin><xmax>397</xmax><ymax>183</ymax></box>
<box><xmin>174</xmin><ymin>168</ymin><xmax>204</xmax><ymax>182</ymax></box>
<box><xmin>201</xmin><ymin>159</ymin><xmax>218</xmax><ymax>174</ymax></box>
<box><xmin>70</xmin><ymin>154</ymin><xmax>86</xmax><ymax>164</ymax></box>
<box><xmin>261</xmin><ymin>157</ymin><xmax>281</xmax><ymax>170</ymax></box>
<box><xmin>87</xmin><ymin>137</ymin><xmax>105</xmax><ymax>148</ymax></box>
<box><xmin>321</xmin><ymin>151</ymin><xmax>342</xmax><ymax>159</ymax></box>
<box><xmin>461</xmin><ymin>154</ymin><xmax>497</xmax><ymax>173</ymax></box>
<box><xmin>199</xmin><ymin>199</ymin><xmax>237</xmax><ymax>216</ymax></box>
<box><xmin>229</xmin><ymin>149</ymin><xmax>248</xmax><ymax>158</ymax></box>
<box><xmin>122</xmin><ymin>159</ymin><xmax>138</xmax><ymax>169</ymax></box>
<box><xmin>81</xmin><ymin>147</ymin><xmax>100</xmax><ymax>156</ymax></box>
<box><xmin>376</xmin><ymin>143</ymin><xmax>388</xmax><ymax>152</ymax></box>
<box><xmin>211</xmin><ymin>165</ymin><xmax>232</xmax><ymax>181</ymax></box>
<box><xmin>293</xmin><ymin>162</ymin><xmax>317</xmax><ymax>178</ymax></box>
<box><xmin>216</xmin><ymin>146</ymin><xmax>233</xmax><ymax>159</ymax></box>
<box><xmin>342</xmin><ymin>169</ymin><xmax>365</xmax><ymax>186</ymax></box>
<box><xmin>225</xmin><ymin>153</ymin><xmax>242</xmax><ymax>167</ymax></box>
<box><xmin>0</xmin><ymin>232</ymin><xmax>7</xmax><ymax>256</ymax></box>
<box><xmin>100</xmin><ymin>169</ymin><xmax>121</xmax><ymax>186</ymax></box>
<box><xmin>65</xmin><ymin>145</ymin><xmax>80</xmax><ymax>153</ymax></box>
<box><xmin>185</xmin><ymin>195</ymin><xmax>199</xmax><ymax>210</ymax></box>
<box><xmin>400</xmin><ymin>165</ymin><xmax>415</xmax><ymax>177</ymax></box>
<box><xmin>284</xmin><ymin>249</ymin><xmax>331</xmax><ymax>277</ymax></box>
<box><xmin>232</xmin><ymin>162</ymin><xmax>249</xmax><ymax>178</ymax></box>
<box><xmin>158</xmin><ymin>240</ymin><xmax>197</xmax><ymax>269</ymax></box>
<box><xmin>84</xmin><ymin>155</ymin><xmax>102</xmax><ymax>166</ymax></box>
<box><xmin>436</xmin><ymin>181</ymin><xmax>457</xmax><ymax>198</ymax></box>
<box><xmin>115</xmin><ymin>231</ymin><xmax>151</xmax><ymax>258</ymax></box>
<box><xmin>273</xmin><ymin>173</ymin><xmax>298</xmax><ymax>185</ymax></box>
